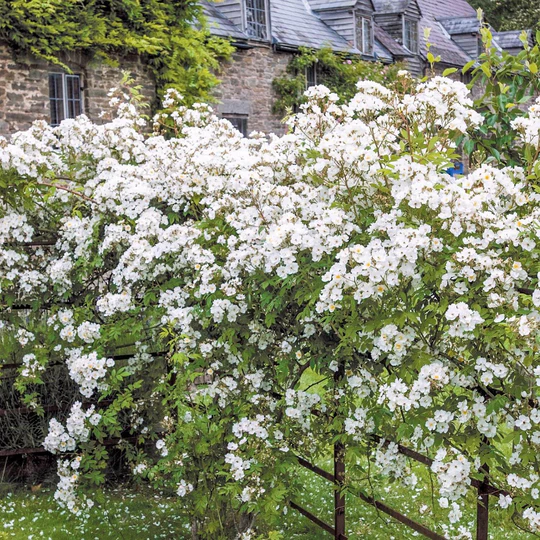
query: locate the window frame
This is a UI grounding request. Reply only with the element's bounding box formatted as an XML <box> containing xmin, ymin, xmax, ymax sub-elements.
<box><xmin>355</xmin><ymin>13</ymin><xmax>373</xmax><ymax>56</ymax></box>
<box><xmin>48</xmin><ymin>72</ymin><xmax>83</xmax><ymax>126</ymax></box>
<box><xmin>476</xmin><ymin>34</ymin><xmax>483</xmax><ymax>57</ymax></box>
<box><xmin>403</xmin><ymin>17</ymin><xmax>419</xmax><ymax>53</ymax></box>
<box><xmin>244</xmin><ymin>0</ymin><xmax>269</xmax><ymax>41</ymax></box>
<box><xmin>222</xmin><ymin>114</ymin><xmax>249</xmax><ymax>137</ymax></box>
<box><xmin>305</xmin><ymin>63</ymin><xmax>318</xmax><ymax>89</ymax></box>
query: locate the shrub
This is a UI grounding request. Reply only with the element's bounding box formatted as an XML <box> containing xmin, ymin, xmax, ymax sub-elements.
<box><xmin>2</xmin><ymin>33</ymin><xmax>540</xmax><ymax>538</ymax></box>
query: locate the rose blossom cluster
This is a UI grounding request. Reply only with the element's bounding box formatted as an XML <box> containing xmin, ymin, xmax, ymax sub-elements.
<box><xmin>65</xmin><ymin>348</ymin><xmax>114</xmax><ymax>397</ymax></box>
<box><xmin>43</xmin><ymin>402</ymin><xmax>101</xmax><ymax>454</ymax></box>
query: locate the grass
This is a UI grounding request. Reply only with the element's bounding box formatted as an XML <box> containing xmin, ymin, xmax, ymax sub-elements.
<box><xmin>0</xmin><ymin>468</ymin><xmax>535</xmax><ymax>540</ymax></box>
<box><xmin>0</xmin><ymin>485</ymin><xmax>190</xmax><ymax>540</ymax></box>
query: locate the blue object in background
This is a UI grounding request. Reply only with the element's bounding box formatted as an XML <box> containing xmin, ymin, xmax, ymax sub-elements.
<box><xmin>447</xmin><ymin>161</ymin><xmax>464</xmax><ymax>176</ymax></box>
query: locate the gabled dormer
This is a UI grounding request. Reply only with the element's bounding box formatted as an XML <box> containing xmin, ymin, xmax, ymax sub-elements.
<box><xmin>438</xmin><ymin>17</ymin><xmax>483</xmax><ymax>59</ymax></box>
<box><xmin>307</xmin><ymin>1</ymin><xmax>376</xmax><ymax>57</ymax></box>
<box><xmin>354</xmin><ymin>2</ymin><xmax>375</xmax><ymax>56</ymax></box>
<box><xmin>372</xmin><ymin>0</ymin><xmax>421</xmax><ymax>54</ymax></box>
<box><xmin>214</xmin><ymin>0</ymin><xmax>271</xmax><ymax>42</ymax></box>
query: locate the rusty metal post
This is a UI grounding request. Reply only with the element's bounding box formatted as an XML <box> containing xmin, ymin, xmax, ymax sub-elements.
<box><xmin>476</xmin><ymin>463</ymin><xmax>489</xmax><ymax>540</ymax></box>
<box><xmin>334</xmin><ymin>441</ymin><xmax>346</xmax><ymax>539</ymax></box>
<box><xmin>334</xmin><ymin>360</ymin><xmax>346</xmax><ymax>540</ymax></box>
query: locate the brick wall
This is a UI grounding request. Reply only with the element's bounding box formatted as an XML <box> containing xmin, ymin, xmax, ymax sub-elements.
<box><xmin>0</xmin><ymin>43</ymin><xmax>156</xmax><ymax>137</ymax></box>
<box><xmin>213</xmin><ymin>43</ymin><xmax>291</xmax><ymax>135</ymax></box>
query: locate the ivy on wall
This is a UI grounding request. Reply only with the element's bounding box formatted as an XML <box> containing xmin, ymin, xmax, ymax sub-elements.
<box><xmin>272</xmin><ymin>46</ymin><xmax>403</xmax><ymax>114</ymax></box>
<box><xmin>0</xmin><ymin>0</ymin><xmax>234</xmax><ymax>105</ymax></box>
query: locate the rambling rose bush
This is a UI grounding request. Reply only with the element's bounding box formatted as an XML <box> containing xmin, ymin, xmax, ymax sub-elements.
<box><xmin>1</xmin><ymin>72</ymin><xmax>540</xmax><ymax>537</ymax></box>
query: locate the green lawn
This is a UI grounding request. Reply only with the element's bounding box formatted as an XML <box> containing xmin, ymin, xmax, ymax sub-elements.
<box><xmin>0</xmin><ymin>466</ymin><xmax>534</xmax><ymax>540</ymax></box>
<box><xmin>0</xmin><ymin>486</ymin><xmax>190</xmax><ymax>540</ymax></box>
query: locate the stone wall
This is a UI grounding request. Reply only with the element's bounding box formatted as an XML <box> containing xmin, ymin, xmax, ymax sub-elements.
<box><xmin>0</xmin><ymin>43</ymin><xmax>156</xmax><ymax>137</ymax></box>
<box><xmin>84</xmin><ymin>58</ymin><xmax>156</xmax><ymax>122</ymax></box>
<box><xmin>213</xmin><ymin>43</ymin><xmax>292</xmax><ymax>135</ymax></box>
<box><xmin>0</xmin><ymin>39</ymin><xmax>290</xmax><ymax>137</ymax></box>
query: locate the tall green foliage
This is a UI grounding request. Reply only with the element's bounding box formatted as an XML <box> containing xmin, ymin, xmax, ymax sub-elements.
<box><xmin>272</xmin><ymin>46</ymin><xmax>402</xmax><ymax>114</ymax></box>
<box><xmin>469</xmin><ymin>0</ymin><xmax>540</xmax><ymax>34</ymax></box>
<box><xmin>0</xmin><ymin>0</ymin><xmax>234</xmax><ymax>104</ymax></box>
<box><xmin>461</xmin><ymin>23</ymin><xmax>540</xmax><ymax>168</ymax></box>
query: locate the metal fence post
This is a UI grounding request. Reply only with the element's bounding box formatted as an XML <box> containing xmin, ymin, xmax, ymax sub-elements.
<box><xmin>476</xmin><ymin>463</ymin><xmax>489</xmax><ymax>540</ymax></box>
<box><xmin>334</xmin><ymin>361</ymin><xmax>346</xmax><ymax>540</ymax></box>
<box><xmin>334</xmin><ymin>440</ymin><xmax>346</xmax><ymax>539</ymax></box>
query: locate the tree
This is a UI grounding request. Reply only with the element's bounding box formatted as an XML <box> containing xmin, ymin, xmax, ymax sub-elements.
<box><xmin>3</xmin><ymin>43</ymin><xmax>540</xmax><ymax>539</ymax></box>
<box><xmin>469</xmin><ymin>0</ymin><xmax>540</xmax><ymax>34</ymax></box>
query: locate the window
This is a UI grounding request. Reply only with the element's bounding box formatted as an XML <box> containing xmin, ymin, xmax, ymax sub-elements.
<box><xmin>403</xmin><ymin>18</ymin><xmax>418</xmax><ymax>53</ymax></box>
<box><xmin>306</xmin><ymin>64</ymin><xmax>317</xmax><ymax>88</ymax></box>
<box><xmin>245</xmin><ymin>0</ymin><xmax>268</xmax><ymax>40</ymax></box>
<box><xmin>355</xmin><ymin>15</ymin><xmax>373</xmax><ymax>55</ymax></box>
<box><xmin>223</xmin><ymin>115</ymin><xmax>248</xmax><ymax>137</ymax></box>
<box><xmin>49</xmin><ymin>73</ymin><xmax>83</xmax><ymax>126</ymax></box>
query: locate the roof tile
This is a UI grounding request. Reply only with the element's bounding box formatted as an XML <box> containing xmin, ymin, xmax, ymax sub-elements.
<box><xmin>270</xmin><ymin>0</ymin><xmax>358</xmax><ymax>51</ymax></box>
<box><xmin>416</xmin><ymin>0</ymin><xmax>474</xmax><ymax>66</ymax></box>
<box><xmin>438</xmin><ymin>16</ymin><xmax>480</xmax><ymax>35</ymax></box>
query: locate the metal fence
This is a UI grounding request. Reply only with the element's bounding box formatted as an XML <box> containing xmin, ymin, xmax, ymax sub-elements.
<box><xmin>289</xmin><ymin>362</ymin><xmax>511</xmax><ymax>540</ymax></box>
<box><xmin>0</xmin><ymin>346</ymin><xmax>515</xmax><ymax>538</ymax></box>
<box><xmin>290</xmin><ymin>433</ymin><xmax>511</xmax><ymax>540</ymax></box>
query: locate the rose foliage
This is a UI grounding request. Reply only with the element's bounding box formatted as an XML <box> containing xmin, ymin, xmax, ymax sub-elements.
<box><xmin>2</xmin><ymin>69</ymin><xmax>540</xmax><ymax>538</ymax></box>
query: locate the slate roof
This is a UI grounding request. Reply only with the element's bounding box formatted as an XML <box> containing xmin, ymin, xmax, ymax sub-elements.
<box><xmin>371</xmin><ymin>0</ymin><xmax>410</xmax><ymax>14</ymax></box>
<box><xmin>205</xmin><ymin>0</ymin><xmax>357</xmax><ymax>52</ymax></box>
<box><xmin>203</xmin><ymin>3</ymin><xmax>248</xmax><ymax>40</ymax></box>
<box><xmin>203</xmin><ymin>0</ymin><xmax>530</xmax><ymax>71</ymax></box>
<box><xmin>438</xmin><ymin>16</ymin><xmax>480</xmax><ymax>35</ymax></box>
<box><xmin>416</xmin><ymin>0</ymin><xmax>474</xmax><ymax>66</ymax></box>
<box><xmin>418</xmin><ymin>0</ymin><xmax>476</xmax><ymax>20</ymax></box>
<box><xmin>493</xmin><ymin>30</ymin><xmax>531</xmax><ymax>50</ymax></box>
<box><xmin>270</xmin><ymin>0</ymin><xmax>358</xmax><ymax>51</ymax></box>
<box><xmin>374</xmin><ymin>40</ymin><xmax>393</xmax><ymax>62</ymax></box>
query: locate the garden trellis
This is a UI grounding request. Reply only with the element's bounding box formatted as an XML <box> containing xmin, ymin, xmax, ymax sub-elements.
<box><xmin>291</xmin><ymin>435</ymin><xmax>500</xmax><ymax>540</ymax></box>
<box><xmin>0</xmin><ymin>353</ymin><xmax>517</xmax><ymax>539</ymax></box>
<box><xmin>289</xmin><ymin>366</ymin><xmax>511</xmax><ymax>539</ymax></box>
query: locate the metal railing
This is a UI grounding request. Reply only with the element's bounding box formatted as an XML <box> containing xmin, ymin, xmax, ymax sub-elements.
<box><xmin>291</xmin><ymin>434</ymin><xmax>510</xmax><ymax>540</ymax></box>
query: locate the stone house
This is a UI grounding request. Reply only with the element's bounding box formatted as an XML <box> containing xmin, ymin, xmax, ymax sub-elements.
<box><xmin>207</xmin><ymin>0</ymin><xmax>531</xmax><ymax>133</ymax></box>
<box><xmin>0</xmin><ymin>0</ymin><xmax>531</xmax><ymax>137</ymax></box>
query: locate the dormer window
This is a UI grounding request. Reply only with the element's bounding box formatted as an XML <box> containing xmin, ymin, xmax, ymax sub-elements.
<box><xmin>245</xmin><ymin>0</ymin><xmax>268</xmax><ymax>40</ymax></box>
<box><xmin>355</xmin><ymin>15</ymin><xmax>373</xmax><ymax>55</ymax></box>
<box><xmin>477</xmin><ymin>35</ymin><xmax>483</xmax><ymax>57</ymax></box>
<box><xmin>403</xmin><ymin>18</ymin><xmax>418</xmax><ymax>52</ymax></box>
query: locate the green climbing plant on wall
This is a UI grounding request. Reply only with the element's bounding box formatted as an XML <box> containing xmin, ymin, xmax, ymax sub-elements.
<box><xmin>272</xmin><ymin>46</ymin><xmax>403</xmax><ymax>114</ymax></box>
<box><xmin>0</xmin><ymin>0</ymin><xmax>234</xmax><ymax>105</ymax></box>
